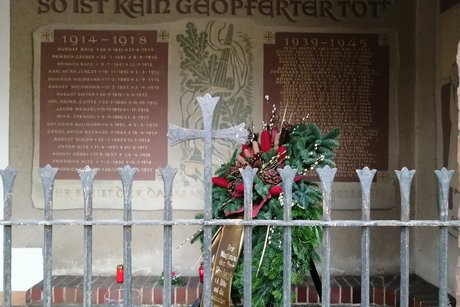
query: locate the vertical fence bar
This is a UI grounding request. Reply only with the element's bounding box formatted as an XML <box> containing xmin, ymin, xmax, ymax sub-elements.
<box><xmin>435</xmin><ymin>167</ymin><xmax>454</xmax><ymax>306</ymax></box>
<box><xmin>316</xmin><ymin>165</ymin><xmax>337</xmax><ymax>306</ymax></box>
<box><xmin>1</xmin><ymin>167</ymin><xmax>17</xmax><ymax>307</ymax></box>
<box><xmin>356</xmin><ymin>167</ymin><xmax>376</xmax><ymax>307</ymax></box>
<box><xmin>200</xmin><ymin>98</ymin><xmax>214</xmax><ymax>307</ymax></box>
<box><xmin>241</xmin><ymin>166</ymin><xmax>257</xmax><ymax>306</ymax></box>
<box><xmin>118</xmin><ymin>166</ymin><xmax>137</xmax><ymax>307</ymax></box>
<box><xmin>395</xmin><ymin>167</ymin><xmax>415</xmax><ymax>307</ymax></box>
<box><xmin>279</xmin><ymin>166</ymin><xmax>297</xmax><ymax>306</ymax></box>
<box><xmin>39</xmin><ymin>165</ymin><xmax>58</xmax><ymax>307</ymax></box>
<box><xmin>167</xmin><ymin>94</ymin><xmax>247</xmax><ymax>306</ymax></box>
<box><xmin>159</xmin><ymin>166</ymin><xmax>177</xmax><ymax>306</ymax></box>
<box><xmin>78</xmin><ymin>166</ymin><xmax>98</xmax><ymax>307</ymax></box>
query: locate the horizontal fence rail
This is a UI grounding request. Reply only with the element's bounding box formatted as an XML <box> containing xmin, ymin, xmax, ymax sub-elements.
<box><xmin>0</xmin><ymin>219</ymin><xmax>459</xmax><ymax>227</ymax></box>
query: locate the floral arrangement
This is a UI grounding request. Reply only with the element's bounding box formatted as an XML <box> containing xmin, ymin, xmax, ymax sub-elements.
<box><xmin>158</xmin><ymin>271</ymin><xmax>186</xmax><ymax>287</ymax></box>
<box><xmin>192</xmin><ymin>101</ymin><xmax>340</xmax><ymax>306</ymax></box>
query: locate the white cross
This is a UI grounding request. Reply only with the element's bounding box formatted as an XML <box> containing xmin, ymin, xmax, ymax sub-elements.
<box><xmin>167</xmin><ymin>93</ymin><xmax>247</xmax><ymax>307</ymax></box>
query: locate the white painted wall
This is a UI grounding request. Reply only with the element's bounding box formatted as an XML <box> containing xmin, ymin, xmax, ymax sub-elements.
<box><xmin>0</xmin><ymin>0</ymin><xmax>9</xmax><ymax>167</ymax></box>
<box><xmin>0</xmin><ymin>0</ymin><xmax>9</xmax><ymax>291</ymax></box>
<box><xmin>0</xmin><ymin>1</ymin><xmax>43</xmax><ymax>292</ymax></box>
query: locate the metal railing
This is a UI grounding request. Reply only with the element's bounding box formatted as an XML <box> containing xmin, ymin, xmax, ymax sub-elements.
<box><xmin>1</xmin><ymin>94</ymin><xmax>459</xmax><ymax>306</ymax></box>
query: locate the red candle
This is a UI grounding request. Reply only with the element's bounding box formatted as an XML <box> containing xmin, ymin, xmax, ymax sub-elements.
<box><xmin>199</xmin><ymin>262</ymin><xmax>204</xmax><ymax>283</ymax></box>
<box><xmin>116</xmin><ymin>265</ymin><xmax>124</xmax><ymax>283</ymax></box>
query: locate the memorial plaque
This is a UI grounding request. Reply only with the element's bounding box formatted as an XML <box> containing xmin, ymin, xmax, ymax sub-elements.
<box><xmin>264</xmin><ymin>32</ymin><xmax>390</xmax><ymax>181</ymax></box>
<box><xmin>38</xmin><ymin>28</ymin><xmax>168</xmax><ymax>180</ymax></box>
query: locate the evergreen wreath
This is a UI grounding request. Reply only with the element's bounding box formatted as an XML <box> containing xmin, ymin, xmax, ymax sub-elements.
<box><xmin>191</xmin><ymin>103</ymin><xmax>340</xmax><ymax>306</ymax></box>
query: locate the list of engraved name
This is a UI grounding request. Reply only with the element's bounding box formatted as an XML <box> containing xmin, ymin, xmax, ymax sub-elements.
<box><xmin>264</xmin><ymin>33</ymin><xmax>389</xmax><ymax>180</ymax></box>
<box><xmin>40</xmin><ymin>29</ymin><xmax>168</xmax><ymax>180</ymax></box>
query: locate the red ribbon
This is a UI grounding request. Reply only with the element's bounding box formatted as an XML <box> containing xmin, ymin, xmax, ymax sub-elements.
<box><xmin>260</xmin><ymin>130</ymin><xmax>272</xmax><ymax>152</ymax></box>
<box><xmin>225</xmin><ymin>193</ymin><xmax>272</xmax><ymax>218</ymax></box>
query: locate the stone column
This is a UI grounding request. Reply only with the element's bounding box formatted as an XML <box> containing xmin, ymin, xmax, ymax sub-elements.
<box><xmin>456</xmin><ymin>40</ymin><xmax>460</xmax><ymax>304</ymax></box>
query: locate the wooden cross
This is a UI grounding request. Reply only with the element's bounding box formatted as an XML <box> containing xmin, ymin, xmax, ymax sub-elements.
<box><xmin>168</xmin><ymin>93</ymin><xmax>248</xmax><ymax>306</ymax></box>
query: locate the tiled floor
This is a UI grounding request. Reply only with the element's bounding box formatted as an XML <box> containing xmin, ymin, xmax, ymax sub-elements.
<box><xmin>25</xmin><ymin>274</ymin><xmax>456</xmax><ymax>306</ymax></box>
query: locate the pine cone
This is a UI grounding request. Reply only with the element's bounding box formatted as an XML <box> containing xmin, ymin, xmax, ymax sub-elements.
<box><xmin>227</xmin><ymin>178</ymin><xmax>243</xmax><ymax>192</ymax></box>
<box><xmin>261</xmin><ymin>169</ymin><xmax>281</xmax><ymax>185</ymax></box>
<box><xmin>228</xmin><ymin>166</ymin><xmax>242</xmax><ymax>178</ymax></box>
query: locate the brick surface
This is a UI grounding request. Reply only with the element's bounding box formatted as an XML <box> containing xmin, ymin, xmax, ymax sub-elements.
<box><xmin>30</xmin><ymin>287</ymin><xmax>41</xmax><ymax>304</ymax></box>
<box><xmin>186</xmin><ymin>276</ymin><xmax>201</xmax><ymax>303</ymax></box>
<box><xmin>331</xmin><ymin>287</ymin><xmax>341</xmax><ymax>304</ymax></box>
<box><xmin>141</xmin><ymin>286</ymin><xmax>154</xmax><ymax>304</ymax></box>
<box><xmin>25</xmin><ymin>274</ymin><xmax>456</xmax><ymax>306</ymax></box>
<box><xmin>64</xmin><ymin>287</ymin><xmax>76</xmax><ymax>303</ymax></box>
<box><xmin>153</xmin><ymin>286</ymin><xmax>163</xmax><ymax>304</ymax></box>
<box><xmin>52</xmin><ymin>287</ymin><xmax>63</xmax><ymax>304</ymax></box>
<box><xmin>341</xmin><ymin>286</ymin><xmax>352</xmax><ymax>303</ymax></box>
<box><xmin>307</xmin><ymin>287</ymin><xmax>319</xmax><ymax>303</ymax></box>
<box><xmin>175</xmin><ymin>286</ymin><xmax>186</xmax><ymax>304</ymax></box>
<box><xmin>75</xmin><ymin>288</ymin><xmax>83</xmax><ymax>304</ymax></box>
<box><xmin>297</xmin><ymin>285</ymin><xmax>307</xmax><ymax>303</ymax></box>
<box><xmin>97</xmin><ymin>287</ymin><xmax>109</xmax><ymax>304</ymax></box>
<box><xmin>385</xmin><ymin>288</ymin><xmax>396</xmax><ymax>306</ymax></box>
<box><xmin>334</xmin><ymin>276</ymin><xmax>352</xmax><ymax>303</ymax></box>
<box><xmin>374</xmin><ymin>287</ymin><xmax>385</xmax><ymax>305</ymax></box>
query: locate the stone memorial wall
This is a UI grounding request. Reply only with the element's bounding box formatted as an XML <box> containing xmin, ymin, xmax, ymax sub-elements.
<box><xmin>31</xmin><ymin>21</ymin><xmax>396</xmax><ymax>210</ymax></box>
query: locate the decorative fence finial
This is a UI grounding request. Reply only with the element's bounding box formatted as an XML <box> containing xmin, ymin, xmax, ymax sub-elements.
<box><xmin>0</xmin><ymin>167</ymin><xmax>17</xmax><ymax>220</ymax></box>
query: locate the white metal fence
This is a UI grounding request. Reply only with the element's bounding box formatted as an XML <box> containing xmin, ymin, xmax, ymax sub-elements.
<box><xmin>1</xmin><ymin>94</ymin><xmax>458</xmax><ymax>306</ymax></box>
